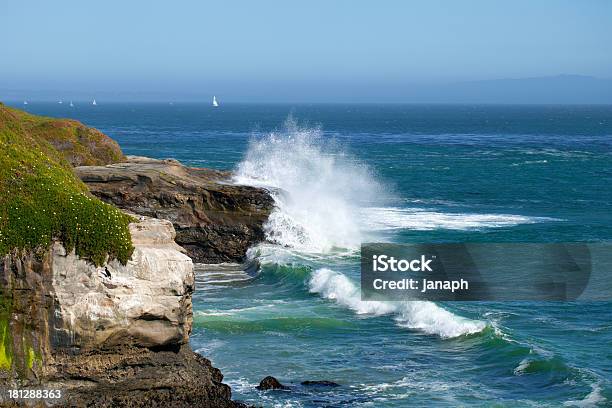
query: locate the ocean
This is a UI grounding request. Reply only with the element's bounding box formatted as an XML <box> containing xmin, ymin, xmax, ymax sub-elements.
<box><xmin>15</xmin><ymin>102</ymin><xmax>612</xmax><ymax>407</ymax></box>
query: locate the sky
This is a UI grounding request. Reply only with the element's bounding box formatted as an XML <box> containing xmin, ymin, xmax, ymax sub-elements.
<box><xmin>1</xmin><ymin>0</ymin><xmax>611</xmax><ymax>102</ymax></box>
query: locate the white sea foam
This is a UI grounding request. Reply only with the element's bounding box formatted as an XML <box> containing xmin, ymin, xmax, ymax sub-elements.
<box><xmin>309</xmin><ymin>268</ymin><xmax>486</xmax><ymax>338</ymax></box>
<box><xmin>511</xmin><ymin>159</ymin><xmax>549</xmax><ymax>166</ymax></box>
<box><xmin>195</xmin><ymin>305</ymin><xmax>276</xmax><ymax>317</ymax></box>
<box><xmin>564</xmin><ymin>382</ymin><xmax>606</xmax><ymax>407</ymax></box>
<box><xmin>194</xmin><ymin>339</ymin><xmax>225</xmax><ymax>354</ymax></box>
<box><xmin>361</xmin><ymin>207</ymin><xmax>557</xmax><ymax>231</ymax></box>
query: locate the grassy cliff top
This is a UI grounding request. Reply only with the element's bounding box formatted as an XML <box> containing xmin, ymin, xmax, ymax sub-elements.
<box><xmin>2</xmin><ymin>104</ymin><xmax>125</xmax><ymax>166</ymax></box>
<box><xmin>0</xmin><ymin>103</ymin><xmax>133</xmax><ymax>265</ymax></box>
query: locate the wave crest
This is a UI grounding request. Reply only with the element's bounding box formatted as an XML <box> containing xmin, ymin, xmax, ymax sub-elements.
<box><xmin>309</xmin><ymin>268</ymin><xmax>486</xmax><ymax>339</ymax></box>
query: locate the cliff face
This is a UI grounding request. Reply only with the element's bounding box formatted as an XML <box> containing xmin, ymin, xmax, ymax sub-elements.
<box><xmin>0</xmin><ymin>216</ymin><xmax>239</xmax><ymax>407</ymax></box>
<box><xmin>76</xmin><ymin>156</ymin><xmax>274</xmax><ymax>263</ymax></box>
<box><xmin>50</xmin><ymin>216</ymin><xmax>193</xmax><ymax>349</ymax></box>
<box><xmin>0</xmin><ymin>105</ymin><xmax>268</xmax><ymax>406</ymax></box>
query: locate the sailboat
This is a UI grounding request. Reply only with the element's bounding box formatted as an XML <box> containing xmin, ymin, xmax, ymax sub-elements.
<box><xmin>69</xmin><ymin>101</ymin><xmax>74</xmax><ymax>107</ymax></box>
<box><xmin>92</xmin><ymin>99</ymin><xmax>97</xmax><ymax>106</ymax></box>
<box><xmin>212</xmin><ymin>95</ymin><xmax>219</xmax><ymax>107</ymax></box>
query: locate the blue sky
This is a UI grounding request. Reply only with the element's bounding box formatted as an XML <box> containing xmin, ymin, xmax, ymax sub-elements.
<box><xmin>1</xmin><ymin>0</ymin><xmax>611</xmax><ymax>102</ymax></box>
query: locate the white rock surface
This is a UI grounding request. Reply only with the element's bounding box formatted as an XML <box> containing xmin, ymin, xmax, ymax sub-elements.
<box><xmin>51</xmin><ymin>216</ymin><xmax>194</xmax><ymax>348</ymax></box>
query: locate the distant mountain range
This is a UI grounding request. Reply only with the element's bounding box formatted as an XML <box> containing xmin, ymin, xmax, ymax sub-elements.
<box><xmin>1</xmin><ymin>75</ymin><xmax>611</xmax><ymax>104</ymax></box>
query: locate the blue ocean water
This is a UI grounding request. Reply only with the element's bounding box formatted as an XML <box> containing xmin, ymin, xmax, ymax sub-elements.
<box><xmin>15</xmin><ymin>102</ymin><xmax>612</xmax><ymax>407</ymax></box>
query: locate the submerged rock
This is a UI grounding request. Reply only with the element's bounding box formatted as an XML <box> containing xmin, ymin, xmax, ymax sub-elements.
<box><xmin>257</xmin><ymin>376</ymin><xmax>289</xmax><ymax>390</ymax></box>
<box><xmin>301</xmin><ymin>380</ymin><xmax>341</xmax><ymax>387</ymax></box>
<box><xmin>76</xmin><ymin>156</ymin><xmax>274</xmax><ymax>263</ymax></box>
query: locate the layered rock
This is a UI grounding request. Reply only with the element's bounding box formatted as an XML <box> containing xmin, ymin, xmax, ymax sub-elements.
<box><xmin>76</xmin><ymin>156</ymin><xmax>274</xmax><ymax>263</ymax></box>
<box><xmin>0</xmin><ymin>216</ymin><xmax>240</xmax><ymax>407</ymax></box>
<box><xmin>50</xmin><ymin>216</ymin><xmax>193</xmax><ymax>349</ymax></box>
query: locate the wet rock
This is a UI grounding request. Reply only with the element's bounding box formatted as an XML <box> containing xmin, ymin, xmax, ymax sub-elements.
<box><xmin>257</xmin><ymin>376</ymin><xmax>289</xmax><ymax>390</ymax></box>
<box><xmin>301</xmin><ymin>380</ymin><xmax>341</xmax><ymax>387</ymax></box>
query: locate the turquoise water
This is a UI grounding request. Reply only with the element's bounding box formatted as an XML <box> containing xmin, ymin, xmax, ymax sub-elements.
<box><xmin>16</xmin><ymin>103</ymin><xmax>612</xmax><ymax>407</ymax></box>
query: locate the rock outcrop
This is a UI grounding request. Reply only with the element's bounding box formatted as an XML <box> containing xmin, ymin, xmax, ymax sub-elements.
<box><xmin>75</xmin><ymin>156</ymin><xmax>274</xmax><ymax>263</ymax></box>
<box><xmin>0</xmin><ymin>216</ymin><xmax>240</xmax><ymax>407</ymax></box>
<box><xmin>0</xmin><ymin>106</ymin><xmax>264</xmax><ymax>406</ymax></box>
<box><xmin>257</xmin><ymin>376</ymin><xmax>288</xmax><ymax>391</ymax></box>
<box><xmin>50</xmin><ymin>215</ymin><xmax>193</xmax><ymax>349</ymax></box>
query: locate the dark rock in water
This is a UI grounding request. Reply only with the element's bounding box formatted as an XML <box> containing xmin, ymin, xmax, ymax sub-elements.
<box><xmin>75</xmin><ymin>156</ymin><xmax>275</xmax><ymax>263</ymax></box>
<box><xmin>257</xmin><ymin>376</ymin><xmax>289</xmax><ymax>390</ymax></box>
<box><xmin>301</xmin><ymin>380</ymin><xmax>341</xmax><ymax>387</ymax></box>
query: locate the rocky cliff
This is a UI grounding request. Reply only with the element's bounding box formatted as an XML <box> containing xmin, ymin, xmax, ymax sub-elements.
<box><xmin>76</xmin><ymin>156</ymin><xmax>274</xmax><ymax>263</ymax></box>
<box><xmin>1</xmin><ymin>105</ymin><xmax>269</xmax><ymax>406</ymax></box>
<box><xmin>0</xmin><ymin>216</ymin><xmax>240</xmax><ymax>407</ymax></box>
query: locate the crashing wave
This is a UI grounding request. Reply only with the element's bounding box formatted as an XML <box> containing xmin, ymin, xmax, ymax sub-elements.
<box><xmin>234</xmin><ymin>116</ymin><xmax>385</xmax><ymax>252</ymax></box>
<box><xmin>309</xmin><ymin>268</ymin><xmax>486</xmax><ymax>339</ymax></box>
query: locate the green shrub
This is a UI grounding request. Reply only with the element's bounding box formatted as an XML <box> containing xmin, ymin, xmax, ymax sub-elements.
<box><xmin>0</xmin><ymin>103</ymin><xmax>133</xmax><ymax>266</ymax></box>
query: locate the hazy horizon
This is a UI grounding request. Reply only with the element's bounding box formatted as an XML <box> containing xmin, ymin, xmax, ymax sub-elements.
<box><xmin>2</xmin><ymin>1</ymin><xmax>611</xmax><ymax>103</ymax></box>
<box><xmin>4</xmin><ymin>74</ymin><xmax>612</xmax><ymax>104</ymax></box>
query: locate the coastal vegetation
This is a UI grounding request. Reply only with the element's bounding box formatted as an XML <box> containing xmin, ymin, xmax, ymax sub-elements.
<box><xmin>2</xmin><ymin>103</ymin><xmax>125</xmax><ymax>166</ymax></box>
<box><xmin>0</xmin><ymin>103</ymin><xmax>133</xmax><ymax>266</ymax></box>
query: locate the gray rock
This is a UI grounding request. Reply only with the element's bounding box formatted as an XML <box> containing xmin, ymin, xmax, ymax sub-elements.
<box><xmin>75</xmin><ymin>156</ymin><xmax>275</xmax><ymax>263</ymax></box>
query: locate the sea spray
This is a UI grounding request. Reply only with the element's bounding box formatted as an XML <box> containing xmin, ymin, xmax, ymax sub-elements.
<box><xmin>234</xmin><ymin>118</ymin><xmax>552</xmax><ymax>250</ymax></box>
<box><xmin>234</xmin><ymin>116</ymin><xmax>386</xmax><ymax>252</ymax></box>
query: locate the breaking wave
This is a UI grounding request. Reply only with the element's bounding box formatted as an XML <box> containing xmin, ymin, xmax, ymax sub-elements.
<box><xmin>232</xmin><ymin>117</ymin><xmax>554</xmax><ymax>339</ymax></box>
<box><xmin>234</xmin><ymin>116</ymin><xmax>385</xmax><ymax>252</ymax></box>
<box><xmin>308</xmin><ymin>268</ymin><xmax>486</xmax><ymax>338</ymax></box>
<box><xmin>234</xmin><ymin>118</ymin><xmax>555</xmax><ymax>251</ymax></box>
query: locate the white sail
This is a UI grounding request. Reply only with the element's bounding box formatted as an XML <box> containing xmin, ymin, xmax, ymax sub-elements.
<box><xmin>69</xmin><ymin>101</ymin><xmax>74</xmax><ymax>107</ymax></box>
<box><xmin>212</xmin><ymin>96</ymin><xmax>219</xmax><ymax>107</ymax></box>
<box><xmin>92</xmin><ymin>99</ymin><xmax>97</xmax><ymax>106</ymax></box>
<box><xmin>23</xmin><ymin>101</ymin><xmax>28</xmax><ymax>105</ymax></box>
<box><xmin>58</xmin><ymin>100</ymin><xmax>63</xmax><ymax>104</ymax></box>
